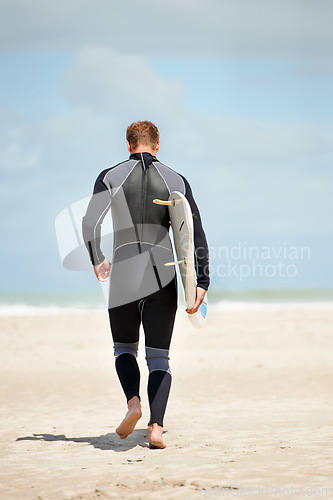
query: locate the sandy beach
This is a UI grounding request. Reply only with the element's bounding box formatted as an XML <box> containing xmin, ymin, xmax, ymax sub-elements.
<box><xmin>0</xmin><ymin>306</ymin><xmax>332</xmax><ymax>499</ymax></box>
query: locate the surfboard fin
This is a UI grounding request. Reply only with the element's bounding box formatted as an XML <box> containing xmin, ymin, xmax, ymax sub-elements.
<box><xmin>164</xmin><ymin>258</ymin><xmax>186</xmax><ymax>266</ymax></box>
<box><xmin>153</xmin><ymin>198</ymin><xmax>182</xmax><ymax>206</ymax></box>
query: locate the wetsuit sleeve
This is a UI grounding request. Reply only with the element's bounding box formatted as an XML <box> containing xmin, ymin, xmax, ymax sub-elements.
<box><xmin>180</xmin><ymin>175</ymin><xmax>210</xmax><ymax>290</ymax></box>
<box><xmin>82</xmin><ymin>171</ymin><xmax>111</xmax><ymax>266</ymax></box>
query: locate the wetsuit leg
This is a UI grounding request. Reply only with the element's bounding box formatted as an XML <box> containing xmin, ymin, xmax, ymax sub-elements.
<box><xmin>142</xmin><ymin>278</ymin><xmax>177</xmax><ymax>427</ymax></box>
<box><xmin>108</xmin><ymin>300</ymin><xmax>142</xmax><ymax>402</ymax></box>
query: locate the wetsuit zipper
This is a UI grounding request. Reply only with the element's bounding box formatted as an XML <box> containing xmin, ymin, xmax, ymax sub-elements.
<box><xmin>140</xmin><ymin>153</ymin><xmax>148</xmax><ymax>248</ymax></box>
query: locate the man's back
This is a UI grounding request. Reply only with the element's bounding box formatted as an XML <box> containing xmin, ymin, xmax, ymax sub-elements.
<box><xmin>82</xmin><ymin>152</ymin><xmax>209</xmax><ymax>304</ymax></box>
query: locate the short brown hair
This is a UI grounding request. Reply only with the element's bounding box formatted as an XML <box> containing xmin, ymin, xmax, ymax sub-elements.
<box><xmin>126</xmin><ymin>121</ymin><xmax>160</xmax><ymax>150</ymax></box>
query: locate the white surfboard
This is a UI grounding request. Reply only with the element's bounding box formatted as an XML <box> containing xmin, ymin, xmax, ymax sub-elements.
<box><xmin>153</xmin><ymin>191</ymin><xmax>207</xmax><ymax>328</ymax></box>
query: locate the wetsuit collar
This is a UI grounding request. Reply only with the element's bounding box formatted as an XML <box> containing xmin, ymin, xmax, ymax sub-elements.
<box><xmin>130</xmin><ymin>152</ymin><xmax>157</xmax><ymax>169</ymax></box>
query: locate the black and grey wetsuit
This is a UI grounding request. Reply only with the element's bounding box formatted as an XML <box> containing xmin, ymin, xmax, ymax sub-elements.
<box><xmin>82</xmin><ymin>152</ymin><xmax>209</xmax><ymax>426</ymax></box>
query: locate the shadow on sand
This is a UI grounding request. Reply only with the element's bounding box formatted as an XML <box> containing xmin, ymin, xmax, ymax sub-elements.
<box><xmin>16</xmin><ymin>428</ymin><xmax>154</xmax><ymax>451</ymax></box>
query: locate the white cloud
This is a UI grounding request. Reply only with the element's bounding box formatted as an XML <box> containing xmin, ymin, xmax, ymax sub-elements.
<box><xmin>1</xmin><ymin>50</ymin><xmax>332</xmax><ymax>244</ymax></box>
<box><xmin>0</xmin><ymin>0</ymin><xmax>332</xmax><ymax>60</ymax></box>
<box><xmin>63</xmin><ymin>47</ymin><xmax>184</xmax><ymax>119</ymax></box>
<box><xmin>0</xmin><ymin>140</ymin><xmax>42</xmax><ymax>172</ymax></box>
<box><xmin>0</xmin><ymin>110</ymin><xmax>42</xmax><ymax>172</ymax></box>
<box><xmin>60</xmin><ymin>48</ymin><xmax>333</xmax><ymax>178</ymax></box>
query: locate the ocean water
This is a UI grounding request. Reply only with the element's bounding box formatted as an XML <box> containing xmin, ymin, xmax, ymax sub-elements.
<box><xmin>0</xmin><ymin>288</ymin><xmax>333</xmax><ymax>316</ymax></box>
<box><xmin>0</xmin><ymin>292</ymin><xmax>105</xmax><ymax>316</ymax></box>
<box><xmin>208</xmin><ymin>288</ymin><xmax>333</xmax><ymax>309</ymax></box>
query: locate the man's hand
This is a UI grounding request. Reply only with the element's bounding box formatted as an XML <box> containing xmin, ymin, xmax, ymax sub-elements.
<box><xmin>93</xmin><ymin>258</ymin><xmax>111</xmax><ymax>282</ymax></box>
<box><xmin>186</xmin><ymin>287</ymin><xmax>206</xmax><ymax>315</ymax></box>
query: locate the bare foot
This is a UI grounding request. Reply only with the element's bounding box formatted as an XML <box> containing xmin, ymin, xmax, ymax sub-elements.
<box><xmin>147</xmin><ymin>423</ymin><xmax>166</xmax><ymax>449</ymax></box>
<box><xmin>116</xmin><ymin>396</ymin><xmax>142</xmax><ymax>439</ymax></box>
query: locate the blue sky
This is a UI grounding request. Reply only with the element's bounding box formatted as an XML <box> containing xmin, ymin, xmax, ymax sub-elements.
<box><xmin>0</xmin><ymin>0</ymin><xmax>332</xmax><ymax>294</ymax></box>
